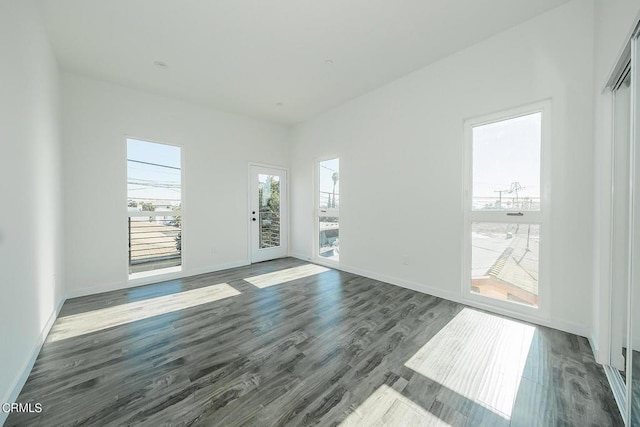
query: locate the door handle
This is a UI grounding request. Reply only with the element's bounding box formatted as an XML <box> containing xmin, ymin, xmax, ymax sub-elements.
<box><xmin>507</xmin><ymin>212</ymin><xmax>524</xmax><ymax>216</ymax></box>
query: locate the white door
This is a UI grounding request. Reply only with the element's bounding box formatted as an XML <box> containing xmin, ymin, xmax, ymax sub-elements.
<box><xmin>250</xmin><ymin>165</ymin><xmax>288</xmax><ymax>263</ymax></box>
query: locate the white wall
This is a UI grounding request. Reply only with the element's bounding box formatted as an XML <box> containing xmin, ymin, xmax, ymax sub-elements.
<box><xmin>594</xmin><ymin>0</ymin><xmax>640</xmax><ymax>87</ymax></box>
<box><xmin>290</xmin><ymin>0</ymin><xmax>595</xmax><ymax>335</ymax></box>
<box><xmin>0</xmin><ymin>0</ymin><xmax>64</xmax><ymax>418</ymax></box>
<box><xmin>61</xmin><ymin>73</ymin><xmax>289</xmax><ymax>296</ymax></box>
<box><xmin>592</xmin><ymin>0</ymin><xmax>640</xmax><ymax>362</ymax></box>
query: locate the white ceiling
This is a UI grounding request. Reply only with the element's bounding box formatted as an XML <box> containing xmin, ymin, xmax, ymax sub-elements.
<box><xmin>39</xmin><ymin>0</ymin><xmax>571</xmax><ymax>125</ymax></box>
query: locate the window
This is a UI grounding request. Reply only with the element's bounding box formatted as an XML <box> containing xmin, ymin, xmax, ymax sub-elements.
<box><xmin>464</xmin><ymin>102</ymin><xmax>549</xmax><ymax>315</ymax></box>
<box><xmin>258</xmin><ymin>174</ymin><xmax>281</xmax><ymax>249</ymax></box>
<box><xmin>127</xmin><ymin>138</ymin><xmax>182</xmax><ymax>278</ymax></box>
<box><xmin>317</xmin><ymin>158</ymin><xmax>339</xmax><ymax>262</ymax></box>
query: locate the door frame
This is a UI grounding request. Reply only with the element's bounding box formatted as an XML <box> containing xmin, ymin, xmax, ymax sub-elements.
<box><xmin>461</xmin><ymin>100</ymin><xmax>552</xmax><ymax>323</ymax></box>
<box><xmin>248</xmin><ymin>163</ymin><xmax>289</xmax><ymax>263</ymax></box>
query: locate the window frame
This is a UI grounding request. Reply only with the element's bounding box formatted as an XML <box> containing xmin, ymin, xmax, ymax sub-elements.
<box><xmin>461</xmin><ymin>100</ymin><xmax>552</xmax><ymax>322</ymax></box>
<box><xmin>126</xmin><ymin>136</ymin><xmax>185</xmax><ymax>282</ymax></box>
<box><xmin>314</xmin><ymin>155</ymin><xmax>340</xmax><ymax>265</ymax></box>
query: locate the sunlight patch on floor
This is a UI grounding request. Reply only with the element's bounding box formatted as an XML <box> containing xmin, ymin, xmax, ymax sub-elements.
<box><xmin>405</xmin><ymin>308</ymin><xmax>535</xmax><ymax>419</ymax></box>
<box><xmin>340</xmin><ymin>384</ymin><xmax>451</xmax><ymax>426</ymax></box>
<box><xmin>244</xmin><ymin>264</ymin><xmax>330</xmax><ymax>288</ymax></box>
<box><xmin>48</xmin><ymin>283</ymin><xmax>240</xmax><ymax>342</ymax></box>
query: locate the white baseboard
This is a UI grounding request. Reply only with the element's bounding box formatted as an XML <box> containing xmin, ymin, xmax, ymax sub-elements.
<box><xmin>66</xmin><ymin>278</ymin><xmax>142</xmax><ymax>300</ymax></box>
<box><xmin>187</xmin><ymin>260</ymin><xmax>250</xmax><ymax>277</ymax></box>
<box><xmin>592</xmin><ymin>337</ymin><xmax>609</xmax><ymax>366</ymax></box>
<box><xmin>336</xmin><ymin>262</ymin><xmax>460</xmax><ymax>303</ymax></box>
<box><xmin>289</xmin><ymin>252</ymin><xmax>312</xmax><ymax>262</ymax></box>
<box><xmin>66</xmin><ymin>260</ymin><xmax>251</xmax><ymax>299</ymax></box>
<box><xmin>548</xmin><ymin>318</ymin><xmax>590</xmax><ymax>340</ymax></box>
<box><xmin>0</xmin><ymin>298</ymin><xmax>65</xmax><ymax>426</ymax></box>
<box><xmin>292</xmin><ymin>255</ymin><xmax>590</xmax><ymax>339</ymax></box>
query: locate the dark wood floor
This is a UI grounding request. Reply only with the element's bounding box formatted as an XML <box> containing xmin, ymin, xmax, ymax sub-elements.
<box><xmin>8</xmin><ymin>258</ymin><xmax>622</xmax><ymax>426</ymax></box>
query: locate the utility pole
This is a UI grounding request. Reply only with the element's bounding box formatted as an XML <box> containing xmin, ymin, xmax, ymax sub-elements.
<box><xmin>509</xmin><ymin>182</ymin><xmax>522</xmax><ymax>209</ymax></box>
<box><xmin>494</xmin><ymin>189</ymin><xmax>508</xmax><ymax>209</ymax></box>
<box><xmin>331</xmin><ymin>172</ymin><xmax>339</xmax><ymax>208</ymax></box>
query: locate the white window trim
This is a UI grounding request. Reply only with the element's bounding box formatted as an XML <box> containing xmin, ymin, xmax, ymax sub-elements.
<box><xmin>461</xmin><ymin>100</ymin><xmax>552</xmax><ymax>323</ymax></box>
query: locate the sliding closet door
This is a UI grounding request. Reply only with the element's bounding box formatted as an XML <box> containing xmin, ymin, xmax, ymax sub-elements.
<box><xmin>603</xmin><ymin>21</ymin><xmax>640</xmax><ymax>426</ymax></box>
<box><xmin>629</xmin><ymin>33</ymin><xmax>640</xmax><ymax>427</ymax></box>
<box><xmin>611</xmin><ymin>73</ymin><xmax>631</xmax><ymax>377</ymax></box>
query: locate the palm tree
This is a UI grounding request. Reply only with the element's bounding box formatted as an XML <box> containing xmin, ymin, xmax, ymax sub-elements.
<box><xmin>331</xmin><ymin>172</ymin><xmax>339</xmax><ymax>208</ymax></box>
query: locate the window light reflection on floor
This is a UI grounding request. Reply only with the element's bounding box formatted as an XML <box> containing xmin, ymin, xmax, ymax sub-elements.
<box><xmin>404</xmin><ymin>308</ymin><xmax>535</xmax><ymax>420</ymax></box>
<box><xmin>244</xmin><ymin>264</ymin><xmax>330</xmax><ymax>288</ymax></box>
<box><xmin>47</xmin><ymin>283</ymin><xmax>240</xmax><ymax>342</ymax></box>
<box><xmin>339</xmin><ymin>384</ymin><xmax>450</xmax><ymax>426</ymax></box>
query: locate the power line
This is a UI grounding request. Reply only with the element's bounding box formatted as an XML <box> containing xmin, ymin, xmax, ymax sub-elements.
<box><xmin>128</xmin><ymin>166</ymin><xmax>180</xmax><ymax>176</ymax></box>
<box><xmin>128</xmin><ymin>177</ymin><xmax>179</xmax><ymax>183</ymax></box>
<box><xmin>127</xmin><ymin>159</ymin><xmax>181</xmax><ymax>170</ymax></box>
<box><xmin>127</xmin><ymin>197</ymin><xmax>181</xmax><ymax>201</ymax></box>
<box><xmin>127</xmin><ymin>180</ymin><xmax>180</xmax><ymax>189</ymax></box>
<box><xmin>128</xmin><ymin>188</ymin><xmax>181</xmax><ymax>193</ymax></box>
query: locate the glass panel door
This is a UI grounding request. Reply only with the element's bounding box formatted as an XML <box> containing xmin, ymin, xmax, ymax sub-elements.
<box><xmin>258</xmin><ymin>173</ymin><xmax>281</xmax><ymax>249</ymax></box>
<box><xmin>250</xmin><ymin>166</ymin><xmax>287</xmax><ymax>263</ymax></box>
<box><xmin>465</xmin><ymin>103</ymin><xmax>548</xmax><ymax>314</ymax></box>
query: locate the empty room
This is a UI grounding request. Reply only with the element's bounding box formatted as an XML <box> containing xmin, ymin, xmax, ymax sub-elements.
<box><xmin>3</xmin><ymin>0</ymin><xmax>640</xmax><ymax>425</ymax></box>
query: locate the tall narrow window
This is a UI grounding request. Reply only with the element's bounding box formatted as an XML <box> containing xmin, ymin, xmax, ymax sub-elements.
<box><xmin>465</xmin><ymin>102</ymin><xmax>549</xmax><ymax>314</ymax></box>
<box><xmin>317</xmin><ymin>158</ymin><xmax>339</xmax><ymax>262</ymax></box>
<box><xmin>127</xmin><ymin>139</ymin><xmax>182</xmax><ymax>278</ymax></box>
